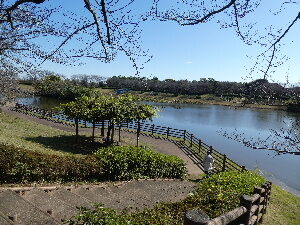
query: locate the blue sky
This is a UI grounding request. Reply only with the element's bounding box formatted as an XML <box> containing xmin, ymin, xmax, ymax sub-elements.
<box><xmin>39</xmin><ymin>0</ymin><xmax>300</xmax><ymax>84</ymax></box>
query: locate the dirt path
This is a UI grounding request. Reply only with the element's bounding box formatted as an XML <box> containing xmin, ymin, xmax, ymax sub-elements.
<box><xmin>1</xmin><ymin>107</ymin><xmax>203</xmax><ymax>175</ymax></box>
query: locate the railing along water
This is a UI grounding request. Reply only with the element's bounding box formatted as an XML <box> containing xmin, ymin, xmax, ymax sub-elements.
<box><xmin>13</xmin><ymin>103</ymin><xmax>245</xmax><ymax>173</ymax></box>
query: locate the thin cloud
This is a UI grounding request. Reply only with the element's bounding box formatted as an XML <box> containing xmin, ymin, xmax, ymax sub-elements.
<box><xmin>185</xmin><ymin>61</ymin><xmax>193</xmax><ymax>64</ymax></box>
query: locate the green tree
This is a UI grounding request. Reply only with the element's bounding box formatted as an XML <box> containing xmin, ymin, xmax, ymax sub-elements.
<box><xmin>59</xmin><ymin>94</ymin><xmax>157</xmax><ymax>145</ymax></box>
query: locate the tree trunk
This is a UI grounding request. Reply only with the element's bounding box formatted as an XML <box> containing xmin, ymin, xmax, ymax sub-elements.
<box><xmin>111</xmin><ymin>122</ymin><xmax>115</xmax><ymax>143</ymax></box>
<box><xmin>92</xmin><ymin>121</ymin><xmax>95</xmax><ymax>142</ymax></box>
<box><xmin>118</xmin><ymin>124</ymin><xmax>121</xmax><ymax>142</ymax></box>
<box><xmin>75</xmin><ymin>118</ymin><xmax>79</xmax><ymax>141</ymax></box>
<box><xmin>101</xmin><ymin>120</ymin><xmax>105</xmax><ymax>136</ymax></box>
<box><xmin>136</xmin><ymin>120</ymin><xmax>140</xmax><ymax>147</ymax></box>
<box><xmin>106</xmin><ymin>120</ymin><xmax>111</xmax><ymax>143</ymax></box>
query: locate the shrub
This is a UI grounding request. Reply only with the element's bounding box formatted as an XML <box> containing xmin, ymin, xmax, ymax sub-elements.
<box><xmin>195</xmin><ymin>171</ymin><xmax>266</xmax><ymax>217</ymax></box>
<box><xmin>68</xmin><ymin>171</ymin><xmax>266</xmax><ymax>224</ymax></box>
<box><xmin>0</xmin><ymin>143</ymin><xmax>104</xmax><ymax>183</ymax></box>
<box><xmin>95</xmin><ymin>146</ymin><xmax>187</xmax><ymax>180</ymax></box>
<box><xmin>0</xmin><ymin>144</ymin><xmax>187</xmax><ymax>184</ymax></box>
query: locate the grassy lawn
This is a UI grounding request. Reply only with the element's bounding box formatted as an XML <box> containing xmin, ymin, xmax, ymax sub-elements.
<box><xmin>262</xmin><ymin>184</ymin><xmax>300</xmax><ymax>225</ymax></box>
<box><xmin>0</xmin><ymin>111</ymin><xmax>96</xmax><ymax>155</ymax></box>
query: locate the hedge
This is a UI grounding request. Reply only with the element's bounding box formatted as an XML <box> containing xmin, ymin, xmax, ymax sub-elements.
<box><xmin>94</xmin><ymin>146</ymin><xmax>187</xmax><ymax>180</ymax></box>
<box><xmin>0</xmin><ymin>144</ymin><xmax>187</xmax><ymax>184</ymax></box>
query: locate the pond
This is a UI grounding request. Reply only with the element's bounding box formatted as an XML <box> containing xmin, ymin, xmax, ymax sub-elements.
<box><xmin>17</xmin><ymin>96</ymin><xmax>300</xmax><ymax>196</ymax></box>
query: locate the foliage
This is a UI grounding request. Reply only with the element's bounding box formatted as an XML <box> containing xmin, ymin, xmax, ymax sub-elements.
<box><xmin>0</xmin><ymin>143</ymin><xmax>187</xmax><ymax>184</ymax></box>
<box><xmin>106</xmin><ymin>76</ymin><xmax>297</xmax><ymax>103</ymax></box>
<box><xmin>0</xmin><ymin>70</ymin><xmax>20</xmax><ymax>105</ymax></box>
<box><xmin>0</xmin><ymin>143</ymin><xmax>104</xmax><ymax>183</ymax></box>
<box><xmin>94</xmin><ymin>146</ymin><xmax>187</xmax><ymax>180</ymax></box>
<box><xmin>195</xmin><ymin>171</ymin><xmax>266</xmax><ymax>216</ymax></box>
<box><xmin>35</xmin><ymin>75</ymin><xmax>94</xmax><ymax>100</ymax></box>
<box><xmin>67</xmin><ymin>171</ymin><xmax>266</xmax><ymax>225</ymax></box>
<box><xmin>59</xmin><ymin>94</ymin><xmax>157</xmax><ymax>142</ymax></box>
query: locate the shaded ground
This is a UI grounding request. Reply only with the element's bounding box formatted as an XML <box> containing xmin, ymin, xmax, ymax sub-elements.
<box><xmin>1</xmin><ymin>107</ymin><xmax>203</xmax><ymax>175</ymax></box>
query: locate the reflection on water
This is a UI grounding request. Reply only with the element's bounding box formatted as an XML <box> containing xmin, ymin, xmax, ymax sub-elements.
<box><xmin>17</xmin><ymin>97</ymin><xmax>300</xmax><ymax>196</ymax></box>
<box><xmin>17</xmin><ymin>96</ymin><xmax>67</xmax><ymax>110</ymax></box>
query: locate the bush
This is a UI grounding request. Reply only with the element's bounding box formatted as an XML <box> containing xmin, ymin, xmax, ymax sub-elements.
<box><xmin>0</xmin><ymin>143</ymin><xmax>104</xmax><ymax>183</ymax></box>
<box><xmin>0</xmin><ymin>144</ymin><xmax>187</xmax><ymax>184</ymax></box>
<box><xmin>94</xmin><ymin>146</ymin><xmax>187</xmax><ymax>180</ymax></box>
<box><xmin>68</xmin><ymin>171</ymin><xmax>266</xmax><ymax>225</ymax></box>
<box><xmin>195</xmin><ymin>171</ymin><xmax>266</xmax><ymax>217</ymax></box>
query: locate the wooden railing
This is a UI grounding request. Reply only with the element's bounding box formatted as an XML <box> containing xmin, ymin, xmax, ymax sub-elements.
<box><xmin>13</xmin><ymin>103</ymin><xmax>245</xmax><ymax>173</ymax></box>
<box><xmin>185</xmin><ymin>181</ymin><xmax>272</xmax><ymax>225</ymax></box>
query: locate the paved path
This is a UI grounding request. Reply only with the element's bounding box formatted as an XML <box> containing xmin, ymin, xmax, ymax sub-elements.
<box><xmin>1</xmin><ymin>107</ymin><xmax>203</xmax><ymax>175</ymax></box>
<box><xmin>0</xmin><ymin>180</ymin><xmax>197</xmax><ymax>224</ymax></box>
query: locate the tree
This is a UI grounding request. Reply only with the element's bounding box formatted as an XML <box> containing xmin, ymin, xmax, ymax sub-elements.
<box><xmin>0</xmin><ymin>69</ymin><xmax>19</xmax><ymax>105</ymax></box>
<box><xmin>59</xmin><ymin>94</ymin><xmax>157</xmax><ymax>145</ymax></box>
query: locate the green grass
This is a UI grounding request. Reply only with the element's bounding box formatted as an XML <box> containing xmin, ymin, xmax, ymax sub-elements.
<box><xmin>0</xmin><ymin>111</ymin><xmax>92</xmax><ymax>155</ymax></box>
<box><xmin>262</xmin><ymin>185</ymin><xmax>300</xmax><ymax>225</ymax></box>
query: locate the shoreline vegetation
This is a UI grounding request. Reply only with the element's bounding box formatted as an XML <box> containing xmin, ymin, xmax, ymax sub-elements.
<box><xmin>20</xmin><ymin>83</ymin><xmax>288</xmax><ymax>111</ymax></box>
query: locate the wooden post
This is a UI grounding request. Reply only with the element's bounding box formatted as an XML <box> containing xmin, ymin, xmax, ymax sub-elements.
<box><xmin>222</xmin><ymin>154</ymin><xmax>227</xmax><ymax>171</ymax></box>
<box><xmin>151</xmin><ymin>124</ymin><xmax>155</xmax><ymax>135</ymax></box>
<box><xmin>190</xmin><ymin>134</ymin><xmax>193</xmax><ymax>147</ymax></box>
<box><xmin>254</xmin><ymin>187</ymin><xmax>263</xmax><ymax>225</ymax></box>
<box><xmin>84</xmin><ymin>120</ymin><xmax>87</xmax><ymax>128</ymax></box>
<box><xmin>262</xmin><ymin>182</ymin><xmax>271</xmax><ymax>214</ymax></box>
<box><xmin>167</xmin><ymin>127</ymin><xmax>170</xmax><ymax>139</ymax></box>
<box><xmin>239</xmin><ymin>195</ymin><xmax>253</xmax><ymax>225</ymax></box>
<box><xmin>183</xmin><ymin>130</ymin><xmax>186</xmax><ymax>142</ymax></box>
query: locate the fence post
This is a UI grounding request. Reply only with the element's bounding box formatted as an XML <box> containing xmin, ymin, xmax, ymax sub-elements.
<box><xmin>183</xmin><ymin>130</ymin><xmax>186</xmax><ymax>142</ymax></box>
<box><xmin>198</xmin><ymin>140</ymin><xmax>202</xmax><ymax>153</ymax></box>
<box><xmin>190</xmin><ymin>134</ymin><xmax>193</xmax><ymax>147</ymax></box>
<box><xmin>151</xmin><ymin>124</ymin><xmax>155</xmax><ymax>135</ymax></box>
<box><xmin>262</xmin><ymin>182</ymin><xmax>272</xmax><ymax>214</ymax></box>
<box><xmin>222</xmin><ymin>154</ymin><xmax>227</xmax><ymax>171</ymax></box>
<box><xmin>167</xmin><ymin>127</ymin><xmax>170</xmax><ymax>139</ymax></box>
<box><xmin>253</xmin><ymin>187</ymin><xmax>263</xmax><ymax>225</ymax></box>
<box><xmin>239</xmin><ymin>195</ymin><xmax>253</xmax><ymax>225</ymax></box>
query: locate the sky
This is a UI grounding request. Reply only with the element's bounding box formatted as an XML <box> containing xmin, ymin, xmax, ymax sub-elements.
<box><xmin>36</xmin><ymin>0</ymin><xmax>300</xmax><ymax>84</ymax></box>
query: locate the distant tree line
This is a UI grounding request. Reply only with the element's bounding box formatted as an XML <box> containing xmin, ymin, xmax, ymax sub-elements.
<box><xmin>107</xmin><ymin>76</ymin><xmax>300</xmax><ymax>102</ymax></box>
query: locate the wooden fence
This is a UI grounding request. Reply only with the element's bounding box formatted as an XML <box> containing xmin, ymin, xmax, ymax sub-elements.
<box><xmin>185</xmin><ymin>181</ymin><xmax>272</xmax><ymax>225</ymax></box>
<box><xmin>13</xmin><ymin>103</ymin><xmax>245</xmax><ymax>173</ymax></box>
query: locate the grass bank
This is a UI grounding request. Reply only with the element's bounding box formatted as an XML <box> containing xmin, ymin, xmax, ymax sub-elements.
<box><xmin>262</xmin><ymin>184</ymin><xmax>300</xmax><ymax>225</ymax></box>
<box><xmin>0</xmin><ymin>110</ymin><xmax>89</xmax><ymax>155</ymax></box>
